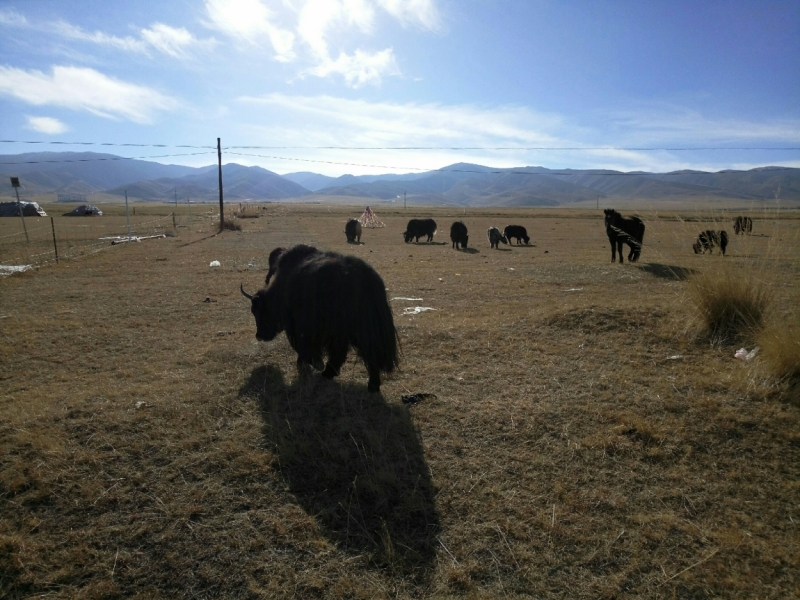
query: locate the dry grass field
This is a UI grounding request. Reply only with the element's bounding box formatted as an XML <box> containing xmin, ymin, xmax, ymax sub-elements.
<box><xmin>1</xmin><ymin>202</ymin><xmax>798</xmax><ymax>599</ymax></box>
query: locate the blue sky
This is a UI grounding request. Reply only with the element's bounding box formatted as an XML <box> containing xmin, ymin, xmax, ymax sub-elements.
<box><xmin>1</xmin><ymin>0</ymin><xmax>798</xmax><ymax>176</ymax></box>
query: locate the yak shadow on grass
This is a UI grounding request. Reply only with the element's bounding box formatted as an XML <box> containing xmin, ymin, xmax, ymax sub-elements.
<box><xmin>239</xmin><ymin>365</ymin><xmax>441</xmax><ymax>577</ymax></box>
<box><xmin>638</xmin><ymin>262</ymin><xmax>695</xmax><ymax>281</ymax></box>
<box><xmin>458</xmin><ymin>247</ymin><xmax>480</xmax><ymax>254</ymax></box>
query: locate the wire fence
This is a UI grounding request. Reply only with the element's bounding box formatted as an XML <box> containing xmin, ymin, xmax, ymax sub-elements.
<box><xmin>0</xmin><ymin>209</ymin><xmax>216</xmax><ymax>270</ymax></box>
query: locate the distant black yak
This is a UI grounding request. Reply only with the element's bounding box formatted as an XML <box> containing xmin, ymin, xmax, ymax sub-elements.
<box><xmin>345</xmin><ymin>219</ymin><xmax>363</xmax><ymax>243</ymax></box>
<box><xmin>242</xmin><ymin>245</ymin><xmax>399</xmax><ymax>393</ymax></box>
<box><xmin>733</xmin><ymin>216</ymin><xmax>753</xmax><ymax>235</ymax></box>
<box><xmin>487</xmin><ymin>227</ymin><xmax>508</xmax><ymax>249</ymax></box>
<box><xmin>503</xmin><ymin>225</ymin><xmax>530</xmax><ymax>245</ymax></box>
<box><xmin>604</xmin><ymin>209</ymin><xmax>645</xmax><ymax>263</ymax></box>
<box><xmin>403</xmin><ymin>218</ymin><xmax>437</xmax><ymax>243</ymax></box>
<box><xmin>450</xmin><ymin>221</ymin><xmax>468</xmax><ymax>249</ymax></box>
<box><xmin>693</xmin><ymin>230</ymin><xmax>728</xmax><ymax>256</ymax></box>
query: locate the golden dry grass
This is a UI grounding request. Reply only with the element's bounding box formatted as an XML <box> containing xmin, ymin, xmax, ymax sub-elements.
<box><xmin>1</xmin><ymin>203</ymin><xmax>799</xmax><ymax>598</ymax></box>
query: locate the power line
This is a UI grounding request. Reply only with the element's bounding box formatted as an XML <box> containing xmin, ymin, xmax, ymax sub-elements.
<box><xmin>0</xmin><ymin>151</ymin><xmax>216</xmax><ymax>165</ymax></box>
<box><xmin>227</xmin><ymin>145</ymin><xmax>800</xmax><ymax>151</ymax></box>
<box><xmin>1</xmin><ymin>140</ymin><xmax>215</xmax><ymax>149</ymax></box>
<box><xmin>2</xmin><ymin>139</ymin><xmax>798</xmax><ymax>151</ymax></box>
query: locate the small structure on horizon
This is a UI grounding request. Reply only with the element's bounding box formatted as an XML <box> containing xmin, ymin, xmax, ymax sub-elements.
<box><xmin>63</xmin><ymin>204</ymin><xmax>103</xmax><ymax>216</ymax></box>
<box><xmin>357</xmin><ymin>205</ymin><xmax>385</xmax><ymax>228</ymax></box>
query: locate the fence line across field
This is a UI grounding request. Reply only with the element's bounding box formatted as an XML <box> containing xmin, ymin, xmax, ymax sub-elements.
<box><xmin>0</xmin><ymin>210</ymin><xmax>214</xmax><ymax>269</ymax></box>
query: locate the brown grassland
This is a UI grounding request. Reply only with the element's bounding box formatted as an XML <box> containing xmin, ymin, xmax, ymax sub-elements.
<box><xmin>1</xmin><ymin>201</ymin><xmax>799</xmax><ymax>598</ymax></box>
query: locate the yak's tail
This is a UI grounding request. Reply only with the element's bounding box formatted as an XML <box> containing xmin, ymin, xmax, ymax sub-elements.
<box><xmin>356</xmin><ymin>263</ymin><xmax>400</xmax><ymax>374</ymax></box>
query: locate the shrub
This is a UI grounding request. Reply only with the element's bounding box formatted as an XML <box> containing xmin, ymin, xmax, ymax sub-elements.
<box><xmin>688</xmin><ymin>264</ymin><xmax>772</xmax><ymax>344</ymax></box>
<box><xmin>221</xmin><ymin>218</ymin><xmax>241</xmax><ymax>231</ymax></box>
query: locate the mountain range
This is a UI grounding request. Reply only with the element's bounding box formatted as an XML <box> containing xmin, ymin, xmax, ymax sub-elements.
<box><xmin>1</xmin><ymin>151</ymin><xmax>797</xmax><ymax>206</ymax></box>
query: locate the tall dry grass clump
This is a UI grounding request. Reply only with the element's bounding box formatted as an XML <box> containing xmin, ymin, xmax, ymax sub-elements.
<box><xmin>757</xmin><ymin>316</ymin><xmax>800</xmax><ymax>383</ymax></box>
<box><xmin>687</xmin><ymin>262</ymin><xmax>772</xmax><ymax>344</ymax></box>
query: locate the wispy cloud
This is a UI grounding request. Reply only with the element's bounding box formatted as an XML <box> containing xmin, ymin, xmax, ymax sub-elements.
<box><xmin>204</xmin><ymin>0</ymin><xmax>442</xmax><ymax>86</ymax></box>
<box><xmin>204</xmin><ymin>0</ymin><xmax>296</xmax><ymax>61</ymax></box>
<box><xmin>0</xmin><ymin>8</ymin><xmax>27</xmax><ymax>26</ymax></box>
<box><xmin>376</xmin><ymin>0</ymin><xmax>442</xmax><ymax>31</ymax></box>
<box><xmin>0</xmin><ymin>66</ymin><xmax>179</xmax><ymax>124</ymax></box>
<box><xmin>234</xmin><ymin>94</ymin><xmax>800</xmax><ymax>174</ymax></box>
<box><xmin>26</xmin><ymin>116</ymin><xmax>69</xmax><ymax>134</ymax></box>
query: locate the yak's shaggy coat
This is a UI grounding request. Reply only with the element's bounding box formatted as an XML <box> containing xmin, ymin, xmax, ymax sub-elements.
<box><xmin>244</xmin><ymin>245</ymin><xmax>399</xmax><ymax>392</ymax></box>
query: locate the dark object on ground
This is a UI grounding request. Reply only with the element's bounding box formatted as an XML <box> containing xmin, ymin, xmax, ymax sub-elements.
<box><xmin>504</xmin><ymin>225</ymin><xmax>530</xmax><ymax>245</ymax></box>
<box><xmin>401</xmin><ymin>393</ymin><xmax>437</xmax><ymax>404</ymax></box>
<box><xmin>242</xmin><ymin>245</ymin><xmax>399</xmax><ymax>392</ymax></box>
<box><xmin>0</xmin><ymin>201</ymin><xmax>47</xmax><ymax>217</ymax></box>
<box><xmin>450</xmin><ymin>221</ymin><xmax>468</xmax><ymax>249</ymax></box>
<box><xmin>203</xmin><ymin>297</ymin><xmax>217</xmax><ymax>303</ymax></box>
<box><xmin>487</xmin><ymin>227</ymin><xmax>508</xmax><ymax>249</ymax></box>
<box><xmin>604</xmin><ymin>208</ymin><xmax>645</xmax><ymax>263</ymax></box>
<box><xmin>403</xmin><ymin>218</ymin><xmax>437</xmax><ymax>243</ymax></box>
<box><xmin>63</xmin><ymin>204</ymin><xmax>103</xmax><ymax>216</ymax></box>
<box><xmin>693</xmin><ymin>230</ymin><xmax>728</xmax><ymax>256</ymax></box>
<box><xmin>345</xmin><ymin>218</ymin><xmax>362</xmax><ymax>243</ymax></box>
<box><xmin>734</xmin><ymin>216</ymin><xmax>753</xmax><ymax>235</ymax></box>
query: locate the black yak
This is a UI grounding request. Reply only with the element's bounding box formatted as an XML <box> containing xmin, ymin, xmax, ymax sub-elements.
<box><xmin>503</xmin><ymin>225</ymin><xmax>530</xmax><ymax>245</ymax></box>
<box><xmin>604</xmin><ymin>209</ymin><xmax>645</xmax><ymax>263</ymax></box>
<box><xmin>693</xmin><ymin>230</ymin><xmax>728</xmax><ymax>256</ymax></box>
<box><xmin>734</xmin><ymin>216</ymin><xmax>753</xmax><ymax>235</ymax></box>
<box><xmin>450</xmin><ymin>221</ymin><xmax>468</xmax><ymax>249</ymax></box>
<box><xmin>345</xmin><ymin>218</ymin><xmax>362</xmax><ymax>243</ymax></box>
<box><xmin>242</xmin><ymin>245</ymin><xmax>399</xmax><ymax>393</ymax></box>
<box><xmin>403</xmin><ymin>218</ymin><xmax>437</xmax><ymax>243</ymax></box>
<box><xmin>487</xmin><ymin>227</ymin><xmax>508</xmax><ymax>249</ymax></box>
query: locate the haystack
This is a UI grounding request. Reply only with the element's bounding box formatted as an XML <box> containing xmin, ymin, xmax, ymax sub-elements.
<box><xmin>357</xmin><ymin>206</ymin><xmax>385</xmax><ymax>228</ymax></box>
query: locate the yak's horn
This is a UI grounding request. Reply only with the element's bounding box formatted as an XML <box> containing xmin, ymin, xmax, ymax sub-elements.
<box><xmin>240</xmin><ymin>283</ymin><xmax>254</xmax><ymax>299</ymax></box>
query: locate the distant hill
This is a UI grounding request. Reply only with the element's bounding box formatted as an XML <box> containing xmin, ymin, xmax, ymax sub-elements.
<box><xmin>0</xmin><ymin>152</ymin><xmax>200</xmax><ymax>195</ymax></box>
<box><xmin>314</xmin><ymin>163</ymin><xmax>800</xmax><ymax>205</ymax></box>
<box><xmin>283</xmin><ymin>170</ymin><xmax>428</xmax><ymax>192</ymax></box>
<box><xmin>1</xmin><ymin>151</ymin><xmax>797</xmax><ymax>205</ymax></box>
<box><xmin>105</xmin><ymin>164</ymin><xmax>310</xmax><ymax>201</ymax></box>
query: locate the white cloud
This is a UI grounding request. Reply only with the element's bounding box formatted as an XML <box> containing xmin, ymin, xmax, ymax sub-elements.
<box><xmin>376</xmin><ymin>0</ymin><xmax>441</xmax><ymax>31</ymax></box>
<box><xmin>52</xmin><ymin>20</ymin><xmax>149</xmax><ymax>53</ymax></box>
<box><xmin>26</xmin><ymin>116</ymin><xmax>69</xmax><ymax>134</ymax></box>
<box><xmin>0</xmin><ymin>66</ymin><xmax>179</xmax><ymax>124</ymax></box>
<box><xmin>139</xmin><ymin>23</ymin><xmax>213</xmax><ymax>58</ymax></box>
<box><xmin>0</xmin><ymin>9</ymin><xmax>27</xmax><ymax>26</ymax></box>
<box><xmin>204</xmin><ymin>0</ymin><xmax>296</xmax><ymax>61</ymax></box>
<box><xmin>307</xmin><ymin>48</ymin><xmax>399</xmax><ymax>87</ymax></box>
<box><xmin>234</xmin><ymin>94</ymin><xmax>800</xmax><ymax>175</ymax></box>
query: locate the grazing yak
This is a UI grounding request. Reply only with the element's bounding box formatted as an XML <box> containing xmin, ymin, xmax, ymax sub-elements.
<box><xmin>604</xmin><ymin>208</ymin><xmax>645</xmax><ymax>263</ymax></box>
<box><xmin>504</xmin><ymin>225</ymin><xmax>530</xmax><ymax>245</ymax></box>
<box><xmin>345</xmin><ymin>218</ymin><xmax>362</xmax><ymax>243</ymax></box>
<box><xmin>487</xmin><ymin>227</ymin><xmax>508</xmax><ymax>249</ymax></box>
<box><xmin>242</xmin><ymin>245</ymin><xmax>399</xmax><ymax>393</ymax></box>
<box><xmin>403</xmin><ymin>218</ymin><xmax>437</xmax><ymax>243</ymax></box>
<box><xmin>450</xmin><ymin>221</ymin><xmax>469</xmax><ymax>249</ymax></box>
<box><xmin>734</xmin><ymin>216</ymin><xmax>753</xmax><ymax>235</ymax></box>
<box><xmin>693</xmin><ymin>230</ymin><xmax>728</xmax><ymax>256</ymax></box>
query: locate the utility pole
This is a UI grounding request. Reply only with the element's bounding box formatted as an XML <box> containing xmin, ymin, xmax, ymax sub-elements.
<box><xmin>404</xmin><ymin>191</ymin><xmax>406</xmax><ymax>210</ymax></box>
<box><xmin>125</xmin><ymin>190</ymin><xmax>132</xmax><ymax>239</ymax></box>
<box><xmin>217</xmin><ymin>137</ymin><xmax>224</xmax><ymax>232</ymax></box>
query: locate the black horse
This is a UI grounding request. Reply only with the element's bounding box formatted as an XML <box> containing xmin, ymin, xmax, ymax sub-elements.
<box><xmin>604</xmin><ymin>209</ymin><xmax>645</xmax><ymax>263</ymax></box>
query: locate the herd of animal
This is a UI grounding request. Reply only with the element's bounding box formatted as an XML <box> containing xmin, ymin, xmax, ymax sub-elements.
<box><xmin>243</xmin><ymin>211</ymin><xmax>755</xmax><ymax>391</ymax></box>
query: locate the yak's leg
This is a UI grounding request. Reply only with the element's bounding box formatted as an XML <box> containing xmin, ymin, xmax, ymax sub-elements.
<box><xmin>366</xmin><ymin>364</ymin><xmax>381</xmax><ymax>393</ymax></box>
<box><xmin>617</xmin><ymin>240</ymin><xmax>624</xmax><ymax>263</ymax></box>
<box><xmin>321</xmin><ymin>340</ymin><xmax>348</xmax><ymax>380</ymax></box>
<box><xmin>609</xmin><ymin>239</ymin><xmax>616</xmax><ymax>262</ymax></box>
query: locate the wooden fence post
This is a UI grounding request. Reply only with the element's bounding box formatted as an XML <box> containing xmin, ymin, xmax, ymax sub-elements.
<box><xmin>50</xmin><ymin>217</ymin><xmax>59</xmax><ymax>264</ymax></box>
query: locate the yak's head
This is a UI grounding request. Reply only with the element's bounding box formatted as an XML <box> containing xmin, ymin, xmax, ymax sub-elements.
<box><xmin>403</xmin><ymin>231</ymin><xmax>412</xmax><ymax>243</ymax></box>
<box><xmin>241</xmin><ymin>284</ymin><xmax>281</xmax><ymax>341</ymax></box>
<box><xmin>463</xmin><ymin>235</ymin><xmax>469</xmax><ymax>248</ymax></box>
<box><xmin>603</xmin><ymin>208</ymin><xmax>618</xmax><ymax>229</ymax></box>
<box><xmin>500</xmin><ymin>234</ymin><xmax>508</xmax><ymax>245</ymax></box>
<box><xmin>692</xmin><ymin>241</ymin><xmax>702</xmax><ymax>254</ymax></box>
<box><xmin>522</xmin><ymin>235</ymin><xmax>530</xmax><ymax>245</ymax></box>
